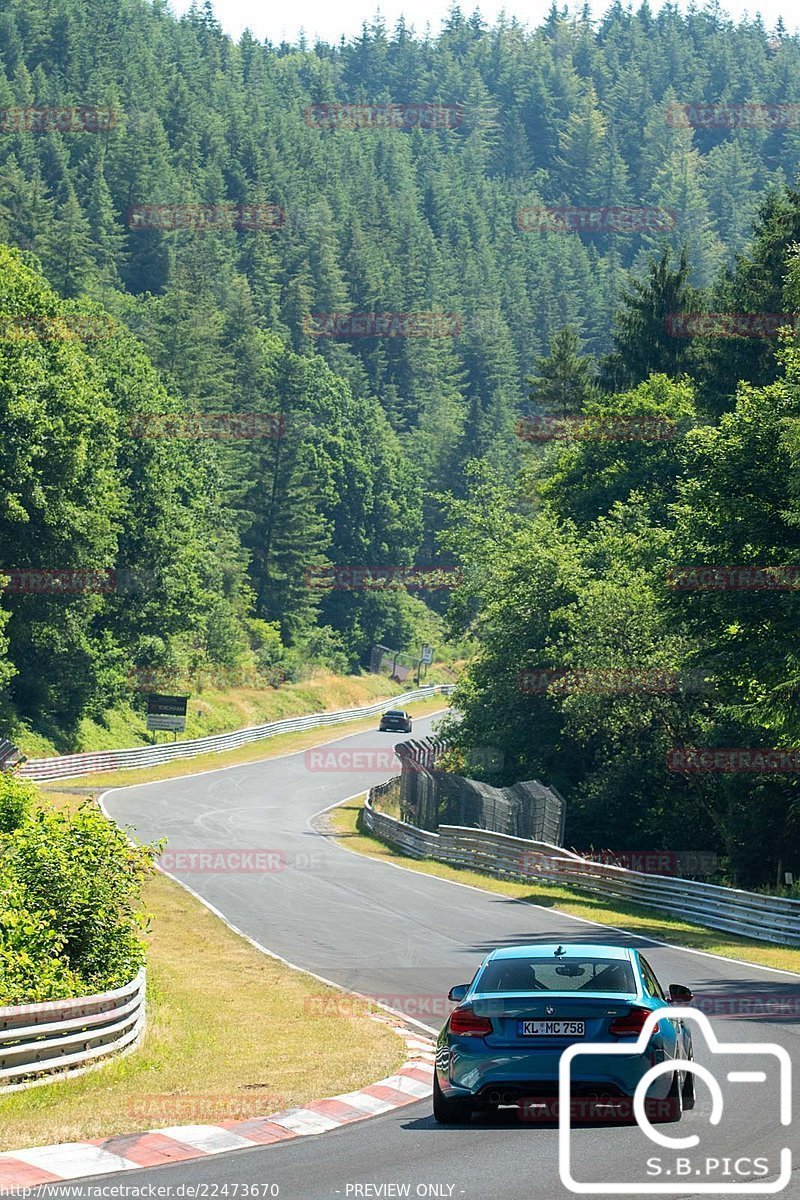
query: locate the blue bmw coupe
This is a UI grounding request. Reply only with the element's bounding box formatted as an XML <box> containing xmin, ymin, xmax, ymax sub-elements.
<box><xmin>434</xmin><ymin>942</ymin><xmax>694</xmax><ymax>1124</ymax></box>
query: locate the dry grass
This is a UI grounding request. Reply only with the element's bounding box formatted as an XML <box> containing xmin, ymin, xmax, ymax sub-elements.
<box><xmin>371</xmin><ymin>784</ymin><xmax>402</xmax><ymax>818</ymax></box>
<box><xmin>329</xmin><ymin>797</ymin><xmax>800</xmax><ymax>977</ymax></box>
<box><xmin>0</xmin><ymin>869</ymin><xmax>406</xmax><ymax>1150</ymax></box>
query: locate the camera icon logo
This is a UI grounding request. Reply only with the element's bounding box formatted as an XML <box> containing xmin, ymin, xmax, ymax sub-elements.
<box><xmin>558</xmin><ymin>1006</ymin><xmax>792</xmax><ymax>1194</ymax></box>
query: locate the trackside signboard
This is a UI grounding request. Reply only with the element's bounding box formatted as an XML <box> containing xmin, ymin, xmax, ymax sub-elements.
<box><xmin>146</xmin><ymin>693</ymin><xmax>188</xmax><ymax>732</ymax></box>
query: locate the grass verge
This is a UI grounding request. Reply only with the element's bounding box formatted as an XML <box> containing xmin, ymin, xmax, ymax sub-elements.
<box><xmin>328</xmin><ymin>797</ymin><xmax>800</xmax><ymax>977</ymax></box>
<box><xmin>0</xmin><ymin>866</ymin><xmax>406</xmax><ymax>1150</ymax></box>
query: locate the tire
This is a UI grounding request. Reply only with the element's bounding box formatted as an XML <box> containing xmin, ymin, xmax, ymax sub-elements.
<box><xmin>664</xmin><ymin>1070</ymin><xmax>684</xmax><ymax>1122</ymax></box>
<box><xmin>433</xmin><ymin>1073</ymin><xmax>472</xmax><ymax>1124</ymax></box>
<box><xmin>682</xmin><ymin>1049</ymin><xmax>696</xmax><ymax>1110</ymax></box>
<box><xmin>644</xmin><ymin>1071</ymin><xmax>683</xmax><ymax>1124</ymax></box>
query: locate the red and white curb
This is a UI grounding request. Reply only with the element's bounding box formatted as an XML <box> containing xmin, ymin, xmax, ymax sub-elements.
<box><xmin>0</xmin><ymin>1025</ymin><xmax>435</xmax><ymax>1188</ymax></box>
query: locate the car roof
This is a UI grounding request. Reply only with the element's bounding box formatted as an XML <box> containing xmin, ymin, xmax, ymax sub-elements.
<box><xmin>385</xmin><ymin>709</ymin><xmax>405</xmax><ymax>715</ymax></box>
<box><xmin>484</xmin><ymin>943</ymin><xmax>635</xmax><ymax>963</ymax></box>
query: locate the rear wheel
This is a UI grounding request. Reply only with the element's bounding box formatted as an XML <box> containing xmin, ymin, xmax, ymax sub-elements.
<box><xmin>682</xmin><ymin>1049</ymin><xmax>696</xmax><ymax>1110</ymax></box>
<box><xmin>433</xmin><ymin>1074</ymin><xmax>472</xmax><ymax>1124</ymax></box>
<box><xmin>643</xmin><ymin>1071</ymin><xmax>683</xmax><ymax>1123</ymax></box>
<box><xmin>663</xmin><ymin>1070</ymin><xmax>684</xmax><ymax>1122</ymax></box>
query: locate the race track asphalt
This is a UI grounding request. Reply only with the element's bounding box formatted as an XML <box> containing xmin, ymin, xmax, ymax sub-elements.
<box><xmin>46</xmin><ymin>714</ymin><xmax>800</xmax><ymax>1198</ymax></box>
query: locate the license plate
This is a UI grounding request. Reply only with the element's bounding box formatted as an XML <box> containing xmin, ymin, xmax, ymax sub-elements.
<box><xmin>518</xmin><ymin>1019</ymin><xmax>585</xmax><ymax>1037</ymax></box>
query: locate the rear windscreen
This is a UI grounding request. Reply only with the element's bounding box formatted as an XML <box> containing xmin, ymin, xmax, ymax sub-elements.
<box><xmin>477</xmin><ymin>957</ymin><xmax>636</xmax><ymax>994</ymax></box>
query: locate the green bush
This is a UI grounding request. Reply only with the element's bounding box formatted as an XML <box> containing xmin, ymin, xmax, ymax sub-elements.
<box><xmin>0</xmin><ymin>796</ymin><xmax>157</xmax><ymax>1005</ymax></box>
<box><xmin>0</xmin><ymin>775</ymin><xmax>36</xmax><ymax>833</ymax></box>
<box><xmin>0</xmin><ymin>865</ymin><xmax>85</xmax><ymax>1002</ymax></box>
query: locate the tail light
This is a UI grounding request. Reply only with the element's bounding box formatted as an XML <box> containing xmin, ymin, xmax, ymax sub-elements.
<box><xmin>609</xmin><ymin>1007</ymin><xmax>652</xmax><ymax>1036</ymax></box>
<box><xmin>449</xmin><ymin>1006</ymin><xmax>493</xmax><ymax>1037</ymax></box>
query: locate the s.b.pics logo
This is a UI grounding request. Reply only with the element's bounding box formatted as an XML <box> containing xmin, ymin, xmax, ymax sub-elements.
<box><xmin>559</xmin><ymin>1008</ymin><xmax>792</xmax><ymax>1194</ymax></box>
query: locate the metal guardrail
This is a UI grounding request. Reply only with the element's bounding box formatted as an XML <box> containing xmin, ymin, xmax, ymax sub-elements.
<box><xmin>0</xmin><ymin>737</ymin><xmax>25</xmax><ymax>771</ymax></box>
<box><xmin>364</xmin><ymin>790</ymin><xmax>800</xmax><ymax>947</ymax></box>
<box><xmin>19</xmin><ymin>685</ymin><xmax>454</xmax><ymax>782</ymax></box>
<box><xmin>0</xmin><ymin>969</ymin><xmax>146</xmax><ymax>1091</ymax></box>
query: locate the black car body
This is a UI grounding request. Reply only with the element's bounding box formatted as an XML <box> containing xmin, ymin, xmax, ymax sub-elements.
<box><xmin>379</xmin><ymin>709</ymin><xmax>412</xmax><ymax>733</ymax></box>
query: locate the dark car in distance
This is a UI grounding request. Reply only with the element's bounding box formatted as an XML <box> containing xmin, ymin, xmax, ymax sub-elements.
<box><xmin>379</xmin><ymin>709</ymin><xmax>413</xmax><ymax>733</ymax></box>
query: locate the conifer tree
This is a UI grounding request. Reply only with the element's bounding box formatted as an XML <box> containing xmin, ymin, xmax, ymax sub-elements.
<box><xmin>528</xmin><ymin>326</ymin><xmax>598</xmax><ymax>417</ymax></box>
<box><xmin>600</xmin><ymin>248</ymin><xmax>695</xmax><ymax>390</ymax></box>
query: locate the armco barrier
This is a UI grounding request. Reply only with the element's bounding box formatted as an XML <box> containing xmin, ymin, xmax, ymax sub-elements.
<box><xmin>364</xmin><ymin>790</ymin><xmax>800</xmax><ymax>947</ymax></box>
<box><xmin>19</xmin><ymin>686</ymin><xmax>454</xmax><ymax>782</ymax></box>
<box><xmin>0</xmin><ymin>969</ymin><xmax>146</xmax><ymax>1091</ymax></box>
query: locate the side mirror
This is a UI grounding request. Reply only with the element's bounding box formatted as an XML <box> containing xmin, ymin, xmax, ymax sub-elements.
<box><xmin>668</xmin><ymin>983</ymin><xmax>693</xmax><ymax>1003</ymax></box>
<box><xmin>448</xmin><ymin>984</ymin><xmax>469</xmax><ymax>1002</ymax></box>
